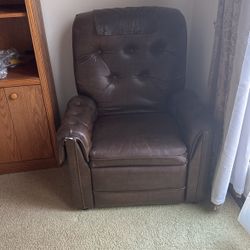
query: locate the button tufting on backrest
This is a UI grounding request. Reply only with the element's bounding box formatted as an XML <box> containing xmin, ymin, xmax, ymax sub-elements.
<box><xmin>68</xmin><ymin>120</ymin><xmax>77</xmax><ymax>125</ymax></box>
<box><xmin>123</xmin><ymin>45</ymin><xmax>137</xmax><ymax>55</ymax></box>
<box><xmin>73</xmin><ymin>7</ymin><xmax>187</xmax><ymax>114</ymax></box>
<box><xmin>74</xmin><ymin>101</ymin><xmax>82</xmax><ymax>106</ymax></box>
<box><xmin>111</xmin><ymin>73</ymin><xmax>118</xmax><ymax>80</ymax></box>
<box><xmin>71</xmin><ymin>111</ymin><xmax>80</xmax><ymax>116</ymax></box>
<box><xmin>107</xmin><ymin>73</ymin><xmax>120</xmax><ymax>84</ymax></box>
<box><xmin>139</xmin><ymin>70</ymin><xmax>150</xmax><ymax>78</ymax></box>
<box><xmin>97</xmin><ymin>49</ymin><xmax>103</xmax><ymax>55</ymax></box>
<box><xmin>150</xmin><ymin>40</ymin><xmax>167</xmax><ymax>55</ymax></box>
<box><xmin>128</xmin><ymin>47</ymin><xmax>135</xmax><ymax>54</ymax></box>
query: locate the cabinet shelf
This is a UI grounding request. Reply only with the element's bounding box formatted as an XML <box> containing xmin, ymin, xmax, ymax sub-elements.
<box><xmin>0</xmin><ymin>6</ymin><xmax>26</xmax><ymax>19</ymax></box>
<box><xmin>0</xmin><ymin>63</ymin><xmax>40</xmax><ymax>88</ymax></box>
<box><xmin>0</xmin><ymin>10</ymin><xmax>26</xmax><ymax>19</ymax></box>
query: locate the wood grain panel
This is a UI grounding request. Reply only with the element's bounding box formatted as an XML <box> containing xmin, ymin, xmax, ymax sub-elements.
<box><xmin>25</xmin><ymin>0</ymin><xmax>60</xmax><ymax>154</ymax></box>
<box><xmin>0</xmin><ymin>89</ymin><xmax>20</xmax><ymax>162</ymax></box>
<box><xmin>0</xmin><ymin>157</ymin><xmax>57</xmax><ymax>175</ymax></box>
<box><xmin>5</xmin><ymin>85</ymin><xmax>53</xmax><ymax>161</ymax></box>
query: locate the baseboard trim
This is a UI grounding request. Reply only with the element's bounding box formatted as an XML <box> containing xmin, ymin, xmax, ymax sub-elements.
<box><xmin>0</xmin><ymin>158</ymin><xmax>59</xmax><ymax>175</ymax></box>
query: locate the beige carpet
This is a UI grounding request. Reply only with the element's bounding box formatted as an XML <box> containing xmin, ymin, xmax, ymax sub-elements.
<box><xmin>0</xmin><ymin>168</ymin><xmax>249</xmax><ymax>250</ymax></box>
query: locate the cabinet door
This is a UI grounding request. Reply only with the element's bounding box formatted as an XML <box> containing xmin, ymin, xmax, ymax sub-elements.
<box><xmin>0</xmin><ymin>89</ymin><xmax>20</xmax><ymax>163</ymax></box>
<box><xmin>5</xmin><ymin>85</ymin><xmax>53</xmax><ymax>161</ymax></box>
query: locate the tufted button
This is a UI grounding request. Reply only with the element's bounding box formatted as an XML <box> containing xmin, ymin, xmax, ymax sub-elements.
<box><xmin>97</xmin><ymin>49</ymin><xmax>103</xmax><ymax>55</ymax></box>
<box><xmin>74</xmin><ymin>101</ymin><xmax>82</xmax><ymax>106</ymax></box>
<box><xmin>110</xmin><ymin>73</ymin><xmax>119</xmax><ymax>80</ymax></box>
<box><xmin>150</xmin><ymin>40</ymin><xmax>167</xmax><ymax>55</ymax></box>
<box><xmin>157</xmin><ymin>47</ymin><xmax>165</xmax><ymax>53</ymax></box>
<box><xmin>129</xmin><ymin>47</ymin><xmax>135</xmax><ymax>54</ymax></box>
<box><xmin>139</xmin><ymin>70</ymin><xmax>150</xmax><ymax>78</ymax></box>
<box><xmin>124</xmin><ymin>45</ymin><xmax>137</xmax><ymax>55</ymax></box>
<box><xmin>113</xmin><ymin>75</ymin><xmax>118</xmax><ymax>80</ymax></box>
<box><xmin>71</xmin><ymin>111</ymin><xmax>80</xmax><ymax>116</ymax></box>
<box><xmin>68</xmin><ymin>120</ymin><xmax>77</xmax><ymax>125</ymax></box>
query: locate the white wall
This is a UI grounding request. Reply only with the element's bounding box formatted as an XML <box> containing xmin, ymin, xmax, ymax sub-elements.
<box><xmin>40</xmin><ymin>0</ymin><xmax>194</xmax><ymax>113</ymax></box>
<box><xmin>187</xmin><ymin>0</ymin><xmax>218</xmax><ymax>102</ymax></box>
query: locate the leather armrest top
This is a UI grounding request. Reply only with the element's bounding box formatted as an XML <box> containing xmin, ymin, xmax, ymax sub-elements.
<box><xmin>168</xmin><ymin>90</ymin><xmax>213</xmax><ymax>159</ymax></box>
<box><xmin>57</xmin><ymin>95</ymin><xmax>97</xmax><ymax>164</ymax></box>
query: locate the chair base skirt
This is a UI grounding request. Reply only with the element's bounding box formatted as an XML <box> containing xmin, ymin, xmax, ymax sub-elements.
<box><xmin>93</xmin><ymin>188</ymin><xmax>185</xmax><ymax>208</ymax></box>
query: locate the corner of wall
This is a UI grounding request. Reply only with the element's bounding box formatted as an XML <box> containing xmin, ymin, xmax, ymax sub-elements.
<box><xmin>186</xmin><ymin>0</ymin><xmax>218</xmax><ymax>103</ymax></box>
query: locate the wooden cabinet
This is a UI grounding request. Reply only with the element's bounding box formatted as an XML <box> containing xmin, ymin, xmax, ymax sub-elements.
<box><xmin>0</xmin><ymin>0</ymin><xmax>59</xmax><ymax>174</ymax></box>
<box><xmin>0</xmin><ymin>89</ymin><xmax>20</xmax><ymax>163</ymax></box>
<box><xmin>5</xmin><ymin>86</ymin><xmax>53</xmax><ymax>161</ymax></box>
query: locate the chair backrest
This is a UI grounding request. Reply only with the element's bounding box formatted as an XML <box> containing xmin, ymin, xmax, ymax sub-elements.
<box><xmin>73</xmin><ymin>7</ymin><xmax>187</xmax><ymax>114</ymax></box>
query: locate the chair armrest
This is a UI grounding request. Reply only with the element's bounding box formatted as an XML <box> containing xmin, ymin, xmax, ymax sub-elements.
<box><xmin>57</xmin><ymin>95</ymin><xmax>97</xmax><ymax>164</ymax></box>
<box><xmin>168</xmin><ymin>90</ymin><xmax>213</xmax><ymax>158</ymax></box>
<box><xmin>168</xmin><ymin>90</ymin><xmax>214</xmax><ymax>201</ymax></box>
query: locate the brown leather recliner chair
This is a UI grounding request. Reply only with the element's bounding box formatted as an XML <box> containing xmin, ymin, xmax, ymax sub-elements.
<box><xmin>58</xmin><ymin>7</ymin><xmax>213</xmax><ymax>209</ymax></box>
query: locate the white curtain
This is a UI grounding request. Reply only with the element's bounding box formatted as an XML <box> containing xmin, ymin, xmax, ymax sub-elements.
<box><xmin>230</xmin><ymin>37</ymin><xmax>250</xmax><ymax>195</ymax></box>
<box><xmin>211</xmin><ymin>33</ymin><xmax>250</xmax><ymax>205</ymax></box>
<box><xmin>211</xmin><ymin>0</ymin><xmax>250</xmax><ymax>206</ymax></box>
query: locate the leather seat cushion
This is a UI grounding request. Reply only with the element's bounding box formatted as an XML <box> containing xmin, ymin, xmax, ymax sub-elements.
<box><xmin>90</xmin><ymin>113</ymin><xmax>187</xmax><ymax>167</ymax></box>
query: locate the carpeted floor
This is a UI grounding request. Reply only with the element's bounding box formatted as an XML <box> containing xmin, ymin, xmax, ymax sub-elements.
<box><xmin>0</xmin><ymin>168</ymin><xmax>249</xmax><ymax>250</ymax></box>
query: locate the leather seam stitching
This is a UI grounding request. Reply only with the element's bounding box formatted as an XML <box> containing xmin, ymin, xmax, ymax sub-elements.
<box><xmin>194</xmin><ymin>133</ymin><xmax>206</xmax><ymax>200</ymax></box>
<box><xmin>195</xmin><ymin>132</ymin><xmax>209</xmax><ymax>200</ymax></box>
<box><xmin>93</xmin><ymin>187</ymin><xmax>186</xmax><ymax>193</ymax></box>
<box><xmin>90</xmin><ymin>155</ymin><xmax>187</xmax><ymax>161</ymax></box>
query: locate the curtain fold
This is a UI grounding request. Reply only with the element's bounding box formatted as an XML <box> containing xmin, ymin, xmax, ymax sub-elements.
<box><xmin>208</xmin><ymin>0</ymin><xmax>243</xmax><ymax>188</ymax></box>
<box><xmin>230</xmin><ymin>87</ymin><xmax>250</xmax><ymax>195</ymax></box>
<box><xmin>208</xmin><ymin>0</ymin><xmax>242</xmax><ymax>126</ymax></box>
<box><xmin>210</xmin><ymin>0</ymin><xmax>250</xmax><ymax>207</ymax></box>
<box><xmin>211</xmin><ymin>34</ymin><xmax>250</xmax><ymax>205</ymax></box>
